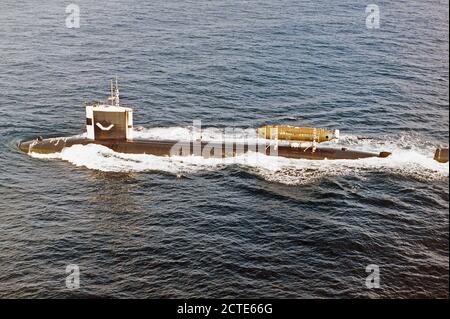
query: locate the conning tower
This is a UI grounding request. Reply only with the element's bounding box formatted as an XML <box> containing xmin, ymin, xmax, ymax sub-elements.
<box><xmin>85</xmin><ymin>79</ymin><xmax>133</xmax><ymax>141</ymax></box>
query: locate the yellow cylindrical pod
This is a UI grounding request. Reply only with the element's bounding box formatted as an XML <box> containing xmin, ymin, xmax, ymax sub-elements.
<box><xmin>257</xmin><ymin>125</ymin><xmax>339</xmax><ymax>143</ymax></box>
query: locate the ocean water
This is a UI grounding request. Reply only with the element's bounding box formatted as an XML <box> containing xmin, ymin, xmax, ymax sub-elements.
<box><xmin>0</xmin><ymin>0</ymin><xmax>448</xmax><ymax>298</ymax></box>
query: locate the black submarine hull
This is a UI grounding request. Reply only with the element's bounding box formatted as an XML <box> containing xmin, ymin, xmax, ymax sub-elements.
<box><xmin>18</xmin><ymin>136</ymin><xmax>392</xmax><ymax>161</ymax></box>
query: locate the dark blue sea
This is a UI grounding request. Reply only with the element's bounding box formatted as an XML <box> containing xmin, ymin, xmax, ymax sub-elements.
<box><xmin>0</xmin><ymin>0</ymin><xmax>448</xmax><ymax>298</ymax></box>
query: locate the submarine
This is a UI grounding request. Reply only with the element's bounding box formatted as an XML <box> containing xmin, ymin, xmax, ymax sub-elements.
<box><xmin>18</xmin><ymin>80</ymin><xmax>448</xmax><ymax>164</ymax></box>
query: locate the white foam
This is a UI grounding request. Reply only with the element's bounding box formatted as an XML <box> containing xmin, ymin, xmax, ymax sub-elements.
<box><xmin>29</xmin><ymin>128</ymin><xmax>449</xmax><ymax>185</ymax></box>
<box><xmin>133</xmin><ymin>125</ymin><xmax>264</xmax><ymax>144</ymax></box>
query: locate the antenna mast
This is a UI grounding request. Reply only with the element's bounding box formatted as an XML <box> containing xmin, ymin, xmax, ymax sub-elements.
<box><xmin>110</xmin><ymin>80</ymin><xmax>114</xmax><ymax>105</ymax></box>
<box><xmin>114</xmin><ymin>77</ymin><xmax>120</xmax><ymax>107</ymax></box>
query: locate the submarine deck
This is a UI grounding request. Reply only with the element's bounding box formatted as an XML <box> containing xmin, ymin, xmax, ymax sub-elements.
<box><xmin>18</xmin><ymin>136</ymin><xmax>391</xmax><ymax>161</ymax></box>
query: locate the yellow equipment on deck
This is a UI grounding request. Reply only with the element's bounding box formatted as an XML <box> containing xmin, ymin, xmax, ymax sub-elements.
<box><xmin>257</xmin><ymin>125</ymin><xmax>339</xmax><ymax>143</ymax></box>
